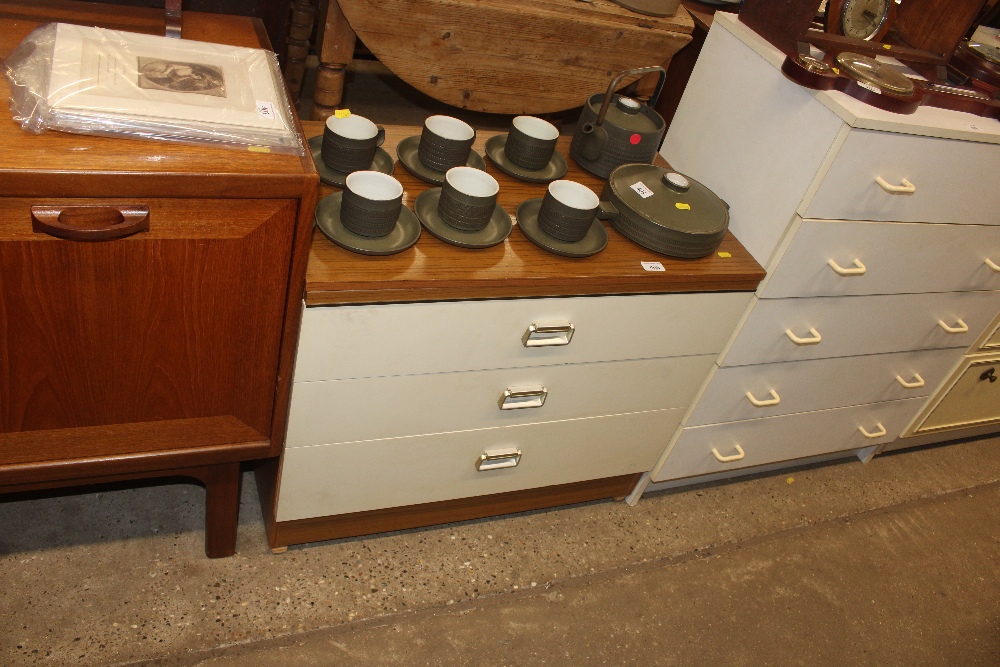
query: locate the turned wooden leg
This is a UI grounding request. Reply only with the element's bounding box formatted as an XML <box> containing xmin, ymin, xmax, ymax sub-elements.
<box><xmin>283</xmin><ymin>0</ymin><xmax>317</xmax><ymax>100</ymax></box>
<box><xmin>201</xmin><ymin>462</ymin><xmax>242</xmax><ymax>558</ymax></box>
<box><xmin>311</xmin><ymin>0</ymin><xmax>356</xmax><ymax>121</ymax></box>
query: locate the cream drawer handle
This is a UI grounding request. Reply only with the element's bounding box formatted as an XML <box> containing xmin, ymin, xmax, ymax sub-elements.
<box><xmin>476</xmin><ymin>446</ymin><xmax>522</xmax><ymax>471</ymax></box>
<box><xmin>875</xmin><ymin>176</ymin><xmax>916</xmax><ymax>194</ymax></box>
<box><xmin>895</xmin><ymin>373</ymin><xmax>925</xmax><ymax>389</ymax></box>
<box><xmin>937</xmin><ymin>319</ymin><xmax>969</xmax><ymax>334</ymax></box>
<box><xmin>785</xmin><ymin>327</ymin><xmax>822</xmax><ymax>345</ymax></box>
<box><xmin>985</xmin><ymin>258</ymin><xmax>1000</xmax><ymax>272</ymax></box>
<box><xmin>858</xmin><ymin>423</ymin><xmax>887</xmax><ymax>439</ymax></box>
<box><xmin>711</xmin><ymin>444</ymin><xmax>745</xmax><ymax>463</ymax></box>
<box><xmin>828</xmin><ymin>258</ymin><xmax>867</xmax><ymax>276</ymax></box>
<box><xmin>745</xmin><ymin>389</ymin><xmax>780</xmax><ymax>407</ymax></box>
<box><xmin>522</xmin><ymin>322</ymin><xmax>575</xmax><ymax>347</ymax></box>
<box><xmin>498</xmin><ymin>385</ymin><xmax>548</xmax><ymax>410</ymax></box>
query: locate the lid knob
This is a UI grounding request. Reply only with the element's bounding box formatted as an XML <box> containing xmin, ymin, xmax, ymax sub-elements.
<box><xmin>615</xmin><ymin>96</ymin><xmax>642</xmax><ymax>115</ymax></box>
<box><xmin>662</xmin><ymin>172</ymin><xmax>690</xmax><ymax>192</ymax></box>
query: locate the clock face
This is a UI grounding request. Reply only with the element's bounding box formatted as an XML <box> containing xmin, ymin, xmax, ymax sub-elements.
<box><xmin>841</xmin><ymin>0</ymin><xmax>891</xmax><ymax>40</ymax></box>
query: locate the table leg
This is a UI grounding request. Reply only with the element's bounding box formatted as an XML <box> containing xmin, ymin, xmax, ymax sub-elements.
<box><xmin>312</xmin><ymin>0</ymin><xmax>357</xmax><ymax>121</ymax></box>
<box><xmin>199</xmin><ymin>462</ymin><xmax>243</xmax><ymax>559</ymax></box>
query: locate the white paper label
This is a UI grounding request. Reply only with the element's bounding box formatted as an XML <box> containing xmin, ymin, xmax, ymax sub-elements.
<box><xmin>641</xmin><ymin>261</ymin><xmax>665</xmax><ymax>272</ymax></box>
<box><xmin>630</xmin><ymin>181</ymin><xmax>655</xmax><ymax>198</ymax></box>
<box><xmin>966</xmin><ymin>123</ymin><xmax>983</xmax><ymax>132</ymax></box>
<box><xmin>256</xmin><ymin>100</ymin><xmax>278</xmax><ymax>121</ymax></box>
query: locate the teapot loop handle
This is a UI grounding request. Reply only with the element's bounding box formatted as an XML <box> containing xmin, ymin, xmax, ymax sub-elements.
<box><xmin>593</xmin><ymin>66</ymin><xmax>668</xmax><ymax>128</ymax></box>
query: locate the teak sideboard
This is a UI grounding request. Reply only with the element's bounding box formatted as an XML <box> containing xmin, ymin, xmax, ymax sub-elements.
<box><xmin>257</xmin><ymin>122</ymin><xmax>765</xmax><ymax>550</ymax></box>
<box><xmin>0</xmin><ymin>5</ymin><xmax>317</xmax><ymax>557</ymax></box>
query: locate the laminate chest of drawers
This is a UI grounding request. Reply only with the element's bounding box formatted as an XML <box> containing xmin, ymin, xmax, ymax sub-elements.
<box><xmin>644</xmin><ymin>14</ymin><xmax>1000</xmax><ymax>488</ymax></box>
<box><xmin>0</xmin><ymin>6</ymin><xmax>318</xmax><ymax>557</ymax></box>
<box><xmin>257</xmin><ymin>124</ymin><xmax>765</xmax><ymax>549</ymax></box>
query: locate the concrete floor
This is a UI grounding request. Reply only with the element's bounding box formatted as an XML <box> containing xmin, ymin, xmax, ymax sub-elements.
<box><xmin>3</xmin><ymin>68</ymin><xmax>999</xmax><ymax>666</ymax></box>
<box><xmin>2</xmin><ymin>436</ymin><xmax>999</xmax><ymax>666</ymax></box>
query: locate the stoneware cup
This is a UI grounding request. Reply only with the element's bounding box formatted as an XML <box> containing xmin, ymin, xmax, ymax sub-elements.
<box><xmin>438</xmin><ymin>166</ymin><xmax>499</xmax><ymax>232</ymax></box>
<box><xmin>538</xmin><ymin>180</ymin><xmax>600</xmax><ymax>243</ymax></box>
<box><xmin>418</xmin><ymin>115</ymin><xmax>476</xmax><ymax>173</ymax></box>
<box><xmin>321</xmin><ymin>114</ymin><xmax>386</xmax><ymax>174</ymax></box>
<box><xmin>504</xmin><ymin>116</ymin><xmax>559</xmax><ymax>171</ymax></box>
<box><xmin>341</xmin><ymin>171</ymin><xmax>404</xmax><ymax>238</ymax></box>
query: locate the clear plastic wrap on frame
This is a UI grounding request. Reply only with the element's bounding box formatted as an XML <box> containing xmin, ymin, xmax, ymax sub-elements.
<box><xmin>2</xmin><ymin>22</ymin><xmax>305</xmax><ymax>155</ymax></box>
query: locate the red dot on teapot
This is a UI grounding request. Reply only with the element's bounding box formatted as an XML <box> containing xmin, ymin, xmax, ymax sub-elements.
<box><xmin>629</xmin><ymin>134</ymin><xmax>642</xmax><ymax>145</ymax></box>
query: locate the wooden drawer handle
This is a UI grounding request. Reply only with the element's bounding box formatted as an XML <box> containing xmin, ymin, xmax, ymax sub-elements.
<box><xmin>522</xmin><ymin>322</ymin><xmax>574</xmax><ymax>347</ymax></box>
<box><xmin>476</xmin><ymin>446</ymin><xmax>521</xmax><ymax>471</ymax></box>
<box><xmin>875</xmin><ymin>176</ymin><xmax>916</xmax><ymax>194</ymax></box>
<box><xmin>937</xmin><ymin>319</ymin><xmax>969</xmax><ymax>334</ymax></box>
<box><xmin>745</xmin><ymin>389</ymin><xmax>780</xmax><ymax>407</ymax></box>
<box><xmin>31</xmin><ymin>205</ymin><xmax>150</xmax><ymax>241</ymax></box>
<box><xmin>828</xmin><ymin>258</ymin><xmax>866</xmax><ymax>276</ymax></box>
<box><xmin>895</xmin><ymin>373</ymin><xmax>925</xmax><ymax>389</ymax></box>
<box><xmin>858</xmin><ymin>423</ymin><xmax>887</xmax><ymax>439</ymax></box>
<box><xmin>785</xmin><ymin>327</ymin><xmax>822</xmax><ymax>345</ymax></box>
<box><xmin>498</xmin><ymin>385</ymin><xmax>547</xmax><ymax>410</ymax></box>
<box><xmin>985</xmin><ymin>258</ymin><xmax>1000</xmax><ymax>272</ymax></box>
<box><xmin>711</xmin><ymin>444</ymin><xmax>745</xmax><ymax>463</ymax></box>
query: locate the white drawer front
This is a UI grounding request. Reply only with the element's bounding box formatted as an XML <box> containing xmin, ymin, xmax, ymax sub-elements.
<box><xmin>720</xmin><ymin>291</ymin><xmax>1000</xmax><ymax>367</ymax></box>
<box><xmin>654</xmin><ymin>397</ymin><xmax>925</xmax><ymax>482</ymax></box>
<box><xmin>295</xmin><ymin>292</ymin><xmax>752</xmax><ymax>381</ymax></box>
<box><xmin>287</xmin><ymin>355</ymin><xmax>714</xmax><ymax>448</ymax></box>
<box><xmin>276</xmin><ymin>408</ymin><xmax>683</xmax><ymax>521</ymax></box>
<box><xmin>760</xmin><ymin>219</ymin><xmax>1000</xmax><ymax>298</ymax></box>
<box><xmin>687</xmin><ymin>349</ymin><xmax>959</xmax><ymax>427</ymax></box>
<box><xmin>804</xmin><ymin>129</ymin><xmax>1000</xmax><ymax>225</ymax></box>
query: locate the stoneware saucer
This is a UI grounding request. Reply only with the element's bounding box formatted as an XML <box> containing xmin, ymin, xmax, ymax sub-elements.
<box><xmin>515</xmin><ymin>197</ymin><xmax>608</xmax><ymax>258</ymax></box>
<box><xmin>485</xmin><ymin>134</ymin><xmax>568</xmax><ymax>184</ymax></box>
<box><xmin>309</xmin><ymin>135</ymin><xmax>394</xmax><ymax>188</ymax></box>
<box><xmin>396</xmin><ymin>135</ymin><xmax>487</xmax><ymax>186</ymax></box>
<box><xmin>414</xmin><ymin>188</ymin><xmax>512</xmax><ymax>249</ymax></box>
<box><xmin>314</xmin><ymin>192</ymin><xmax>420</xmax><ymax>256</ymax></box>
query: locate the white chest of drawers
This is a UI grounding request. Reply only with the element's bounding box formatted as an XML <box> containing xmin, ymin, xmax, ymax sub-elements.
<box><xmin>642</xmin><ymin>14</ymin><xmax>1000</xmax><ymax>488</ymax></box>
<box><xmin>257</xmin><ymin>124</ymin><xmax>765</xmax><ymax>549</ymax></box>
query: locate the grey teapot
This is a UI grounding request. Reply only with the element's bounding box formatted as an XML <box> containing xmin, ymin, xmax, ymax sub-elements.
<box><xmin>570</xmin><ymin>66</ymin><xmax>668</xmax><ymax>179</ymax></box>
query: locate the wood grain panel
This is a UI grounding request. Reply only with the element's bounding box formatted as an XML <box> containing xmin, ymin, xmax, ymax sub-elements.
<box><xmin>271</xmin><ymin>473</ymin><xmax>641</xmax><ymax>546</ymax></box>
<box><xmin>0</xmin><ymin>5</ymin><xmax>315</xmax><ymax>199</ymax></box>
<box><xmin>337</xmin><ymin>0</ymin><xmax>693</xmax><ymax>114</ymax></box>
<box><xmin>0</xmin><ymin>416</ymin><xmax>267</xmax><ymax>485</ymax></box>
<box><xmin>303</xmin><ymin>123</ymin><xmax>765</xmax><ymax>304</ymax></box>
<box><xmin>0</xmin><ymin>199</ymin><xmax>297</xmax><ymax>436</ymax></box>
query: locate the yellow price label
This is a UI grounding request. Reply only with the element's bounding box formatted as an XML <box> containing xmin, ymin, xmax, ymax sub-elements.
<box><xmin>675</xmin><ymin>202</ymin><xmax>691</xmax><ymax>210</ymax></box>
<box><xmin>883</xmin><ymin>44</ymin><xmax>892</xmax><ymax>50</ymax></box>
<box><xmin>832</xmin><ymin>67</ymin><xmax>839</xmax><ymax>74</ymax></box>
<box><xmin>248</xmin><ymin>145</ymin><xmax>271</xmax><ymax>153</ymax></box>
<box><xmin>334</xmin><ymin>109</ymin><xmax>351</xmax><ymax>118</ymax></box>
<box><xmin>717</xmin><ymin>251</ymin><xmax>731</xmax><ymax>258</ymax></box>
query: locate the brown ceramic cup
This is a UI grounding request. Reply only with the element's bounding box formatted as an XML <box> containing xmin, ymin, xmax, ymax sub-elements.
<box><xmin>504</xmin><ymin>116</ymin><xmax>559</xmax><ymax>171</ymax></box>
<box><xmin>341</xmin><ymin>171</ymin><xmax>404</xmax><ymax>237</ymax></box>
<box><xmin>537</xmin><ymin>180</ymin><xmax>600</xmax><ymax>243</ymax></box>
<box><xmin>418</xmin><ymin>115</ymin><xmax>476</xmax><ymax>173</ymax></box>
<box><xmin>437</xmin><ymin>167</ymin><xmax>499</xmax><ymax>232</ymax></box>
<box><xmin>321</xmin><ymin>114</ymin><xmax>386</xmax><ymax>174</ymax></box>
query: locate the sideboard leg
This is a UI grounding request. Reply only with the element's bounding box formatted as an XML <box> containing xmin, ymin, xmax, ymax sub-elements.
<box><xmin>202</xmin><ymin>462</ymin><xmax>243</xmax><ymax>558</ymax></box>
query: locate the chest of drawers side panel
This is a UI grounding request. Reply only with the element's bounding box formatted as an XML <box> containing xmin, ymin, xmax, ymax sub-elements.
<box><xmin>661</xmin><ymin>21</ymin><xmax>845</xmax><ymax>267</ymax></box>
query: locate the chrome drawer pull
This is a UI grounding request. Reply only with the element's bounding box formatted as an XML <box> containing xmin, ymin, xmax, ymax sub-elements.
<box><xmin>828</xmin><ymin>258</ymin><xmax>866</xmax><ymax>276</ymax></box>
<box><xmin>895</xmin><ymin>373</ymin><xmax>925</xmax><ymax>389</ymax></box>
<box><xmin>785</xmin><ymin>327</ymin><xmax>822</xmax><ymax>345</ymax></box>
<box><xmin>498</xmin><ymin>385</ymin><xmax>548</xmax><ymax>410</ymax></box>
<box><xmin>711</xmin><ymin>444</ymin><xmax>745</xmax><ymax>463</ymax></box>
<box><xmin>522</xmin><ymin>322</ymin><xmax>575</xmax><ymax>347</ymax></box>
<box><xmin>875</xmin><ymin>176</ymin><xmax>916</xmax><ymax>194</ymax></box>
<box><xmin>745</xmin><ymin>389</ymin><xmax>780</xmax><ymax>407</ymax></box>
<box><xmin>937</xmin><ymin>319</ymin><xmax>969</xmax><ymax>334</ymax></box>
<box><xmin>858</xmin><ymin>423</ymin><xmax>887</xmax><ymax>439</ymax></box>
<box><xmin>985</xmin><ymin>258</ymin><xmax>1000</xmax><ymax>273</ymax></box>
<box><xmin>476</xmin><ymin>446</ymin><xmax>521</xmax><ymax>471</ymax></box>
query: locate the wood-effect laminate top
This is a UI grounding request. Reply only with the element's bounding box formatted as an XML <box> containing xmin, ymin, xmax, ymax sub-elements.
<box><xmin>304</xmin><ymin>122</ymin><xmax>765</xmax><ymax>305</ymax></box>
<box><xmin>0</xmin><ymin>2</ymin><xmax>316</xmax><ymax>199</ymax></box>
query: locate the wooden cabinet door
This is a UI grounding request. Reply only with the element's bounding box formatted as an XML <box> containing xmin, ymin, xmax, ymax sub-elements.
<box><xmin>0</xmin><ymin>198</ymin><xmax>297</xmax><ymax>437</ymax></box>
